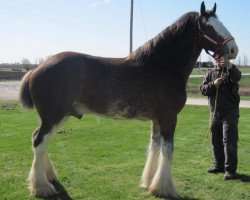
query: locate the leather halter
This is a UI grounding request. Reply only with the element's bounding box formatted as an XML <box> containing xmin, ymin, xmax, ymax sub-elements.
<box><xmin>198</xmin><ymin>15</ymin><xmax>235</xmax><ymax>59</ymax></box>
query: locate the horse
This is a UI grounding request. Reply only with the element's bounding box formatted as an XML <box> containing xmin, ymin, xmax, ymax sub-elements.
<box><xmin>19</xmin><ymin>2</ymin><xmax>238</xmax><ymax>198</ymax></box>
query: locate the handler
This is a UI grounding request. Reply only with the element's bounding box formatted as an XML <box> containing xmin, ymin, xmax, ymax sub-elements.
<box><xmin>200</xmin><ymin>57</ymin><xmax>241</xmax><ymax>180</ymax></box>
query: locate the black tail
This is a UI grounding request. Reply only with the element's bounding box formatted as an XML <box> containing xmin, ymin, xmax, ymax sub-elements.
<box><xmin>19</xmin><ymin>70</ymin><xmax>34</xmax><ymax>108</ymax></box>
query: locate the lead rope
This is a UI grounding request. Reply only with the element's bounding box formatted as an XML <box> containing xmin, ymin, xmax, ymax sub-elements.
<box><xmin>206</xmin><ymin>67</ymin><xmax>225</xmax><ymax>138</ymax></box>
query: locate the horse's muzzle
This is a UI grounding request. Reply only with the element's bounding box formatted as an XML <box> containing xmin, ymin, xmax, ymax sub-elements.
<box><xmin>221</xmin><ymin>39</ymin><xmax>239</xmax><ymax>60</ymax></box>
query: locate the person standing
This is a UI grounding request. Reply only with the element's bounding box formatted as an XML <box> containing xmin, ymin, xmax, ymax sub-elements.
<box><xmin>200</xmin><ymin>57</ymin><xmax>241</xmax><ymax>180</ymax></box>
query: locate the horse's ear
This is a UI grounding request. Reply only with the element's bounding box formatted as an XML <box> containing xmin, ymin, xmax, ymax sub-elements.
<box><xmin>200</xmin><ymin>1</ymin><xmax>206</xmax><ymax>16</ymax></box>
<box><xmin>211</xmin><ymin>3</ymin><xmax>217</xmax><ymax>15</ymax></box>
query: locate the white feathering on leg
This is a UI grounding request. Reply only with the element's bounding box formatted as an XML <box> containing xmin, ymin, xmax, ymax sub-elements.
<box><xmin>44</xmin><ymin>152</ymin><xmax>57</xmax><ymax>182</ymax></box>
<box><xmin>149</xmin><ymin>139</ymin><xmax>179</xmax><ymax>198</ymax></box>
<box><xmin>141</xmin><ymin>138</ymin><xmax>160</xmax><ymax>188</ymax></box>
<box><xmin>28</xmin><ymin>134</ymin><xmax>57</xmax><ymax>197</ymax></box>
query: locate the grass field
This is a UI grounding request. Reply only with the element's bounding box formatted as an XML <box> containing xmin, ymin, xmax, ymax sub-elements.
<box><xmin>0</xmin><ymin>101</ymin><xmax>249</xmax><ymax>200</ymax></box>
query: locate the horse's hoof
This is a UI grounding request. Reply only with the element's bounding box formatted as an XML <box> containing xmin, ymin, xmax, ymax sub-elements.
<box><xmin>140</xmin><ymin>179</ymin><xmax>152</xmax><ymax>189</ymax></box>
<box><xmin>149</xmin><ymin>185</ymin><xmax>179</xmax><ymax>199</ymax></box>
<box><xmin>29</xmin><ymin>181</ymin><xmax>58</xmax><ymax>197</ymax></box>
<box><xmin>140</xmin><ymin>183</ymin><xmax>149</xmax><ymax>189</ymax></box>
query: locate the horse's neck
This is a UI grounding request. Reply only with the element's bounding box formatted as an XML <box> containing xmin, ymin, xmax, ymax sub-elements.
<box><xmin>132</xmin><ymin>13</ymin><xmax>201</xmax><ymax>80</ymax></box>
<box><xmin>127</xmin><ymin>14</ymin><xmax>202</xmax><ymax>81</ymax></box>
<box><xmin>156</xmin><ymin>26</ymin><xmax>201</xmax><ymax>80</ymax></box>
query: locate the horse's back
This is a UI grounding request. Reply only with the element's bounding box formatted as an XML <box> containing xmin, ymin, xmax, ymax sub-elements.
<box><xmin>28</xmin><ymin>51</ymin><xmax>128</xmax><ymax>119</ymax></box>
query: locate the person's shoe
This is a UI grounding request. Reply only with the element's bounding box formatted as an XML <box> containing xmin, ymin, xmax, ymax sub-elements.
<box><xmin>207</xmin><ymin>167</ymin><xmax>224</xmax><ymax>173</ymax></box>
<box><xmin>224</xmin><ymin>171</ymin><xmax>239</xmax><ymax>180</ymax></box>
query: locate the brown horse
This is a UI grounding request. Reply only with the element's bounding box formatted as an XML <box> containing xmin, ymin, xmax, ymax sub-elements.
<box><xmin>19</xmin><ymin>2</ymin><xmax>238</xmax><ymax>198</ymax></box>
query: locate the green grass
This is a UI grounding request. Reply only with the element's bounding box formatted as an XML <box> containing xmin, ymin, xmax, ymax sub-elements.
<box><xmin>0</xmin><ymin>101</ymin><xmax>249</xmax><ymax>200</ymax></box>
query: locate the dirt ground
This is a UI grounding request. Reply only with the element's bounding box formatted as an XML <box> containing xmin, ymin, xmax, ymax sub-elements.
<box><xmin>1</xmin><ymin>81</ymin><xmax>250</xmax><ymax>108</ymax></box>
<box><xmin>0</xmin><ymin>81</ymin><xmax>20</xmax><ymax>101</ymax></box>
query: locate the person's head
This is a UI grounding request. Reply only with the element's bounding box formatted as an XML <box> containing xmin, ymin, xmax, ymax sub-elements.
<box><xmin>215</xmin><ymin>57</ymin><xmax>223</xmax><ymax>68</ymax></box>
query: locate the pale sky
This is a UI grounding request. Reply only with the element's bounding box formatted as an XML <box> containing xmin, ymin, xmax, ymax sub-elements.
<box><xmin>1</xmin><ymin>0</ymin><xmax>250</xmax><ymax>64</ymax></box>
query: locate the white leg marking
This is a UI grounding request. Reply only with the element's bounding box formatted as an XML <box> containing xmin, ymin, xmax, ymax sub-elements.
<box><xmin>28</xmin><ymin>134</ymin><xmax>58</xmax><ymax>197</ymax></box>
<box><xmin>149</xmin><ymin>138</ymin><xmax>179</xmax><ymax>198</ymax></box>
<box><xmin>141</xmin><ymin>122</ymin><xmax>161</xmax><ymax>188</ymax></box>
<box><xmin>141</xmin><ymin>139</ymin><xmax>160</xmax><ymax>189</ymax></box>
<box><xmin>44</xmin><ymin>152</ymin><xmax>57</xmax><ymax>182</ymax></box>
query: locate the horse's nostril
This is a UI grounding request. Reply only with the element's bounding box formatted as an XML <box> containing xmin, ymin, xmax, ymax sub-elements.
<box><xmin>231</xmin><ymin>48</ymin><xmax>235</xmax><ymax>54</ymax></box>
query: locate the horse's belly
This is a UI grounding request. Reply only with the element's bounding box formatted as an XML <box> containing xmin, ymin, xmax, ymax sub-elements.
<box><xmin>72</xmin><ymin>101</ymin><xmax>149</xmax><ymax>120</ymax></box>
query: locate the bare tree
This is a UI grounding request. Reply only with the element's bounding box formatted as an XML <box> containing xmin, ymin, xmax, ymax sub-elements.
<box><xmin>238</xmin><ymin>56</ymin><xmax>241</xmax><ymax>67</ymax></box>
<box><xmin>35</xmin><ymin>57</ymin><xmax>44</xmax><ymax>66</ymax></box>
<box><xmin>46</xmin><ymin>55</ymin><xmax>53</xmax><ymax>59</ymax></box>
<box><xmin>21</xmin><ymin>58</ymin><xmax>32</xmax><ymax>71</ymax></box>
<box><xmin>243</xmin><ymin>53</ymin><xmax>248</xmax><ymax>68</ymax></box>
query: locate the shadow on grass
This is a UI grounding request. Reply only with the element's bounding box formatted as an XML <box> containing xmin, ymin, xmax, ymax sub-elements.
<box><xmin>178</xmin><ymin>197</ymin><xmax>199</xmax><ymax>200</ymax></box>
<box><xmin>151</xmin><ymin>193</ymin><xmax>199</xmax><ymax>200</ymax></box>
<box><xmin>237</xmin><ymin>173</ymin><xmax>250</xmax><ymax>183</ymax></box>
<box><xmin>156</xmin><ymin>196</ymin><xmax>198</xmax><ymax>200</ymax></box>
<box><xmin>42</xmin><ymin>180</ymin><xmax>72</xmax><ymax>200</ymax></box>
<box><xmin>141</xmin><ymin>187</ymin><xmax>200</xmax><ymax>200</ymax></box>
<box><xmin>32</xmin><ymin>174</ymin><xmax>250</xmax><ymax>200</ymax></box>
<box><xmin>160</xmin><ymin>197</ymin><xmax>199</xmax><ymax>200</ymax></box>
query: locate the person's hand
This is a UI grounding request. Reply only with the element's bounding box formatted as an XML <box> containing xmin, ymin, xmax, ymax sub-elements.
<box><xmin>220</xmin><ymin>58</ymin><xmax>232</xmax><ymax>69</ymax></box>
<box><xmin>213</xmin><ymin>77</ymin><xmax>224</xmax><ymax>86</ymax></box>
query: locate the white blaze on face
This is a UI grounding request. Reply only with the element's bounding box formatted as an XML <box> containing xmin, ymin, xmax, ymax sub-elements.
<box><xmin>207</xmin><ymin>17</ymin><xmax>239</xmax><ymax>59</ymax></box>
<box><xmin>207</xmin><ymin>17</ymin><xmax>231</xmax><ymax>38</ymax></box>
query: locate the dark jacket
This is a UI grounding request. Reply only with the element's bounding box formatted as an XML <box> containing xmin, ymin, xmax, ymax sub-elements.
<box><xmin>200</xmin><ymin>65</ymin><xmax>241</xmax><ymax>112</ymax></box>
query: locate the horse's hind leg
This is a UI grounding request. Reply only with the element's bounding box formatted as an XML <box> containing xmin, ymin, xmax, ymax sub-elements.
<box><xmin>28</xmin><ymin>123</ymin><xmax>58</xmax><ymax>197</ymax></box>
<box><xmin>141</xmin><ymin>121</ymin><xmax>161</xmax><ymax>189</ymax></box>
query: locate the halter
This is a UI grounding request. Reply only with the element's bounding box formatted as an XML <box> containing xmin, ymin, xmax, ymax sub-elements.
<box><xmin>198</xmin><ymin>15</ymin><xmax>235</xmax><ymax>59</ymax></box>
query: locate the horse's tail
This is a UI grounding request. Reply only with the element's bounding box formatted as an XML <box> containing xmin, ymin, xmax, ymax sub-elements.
<box><xmin>19</xmin><ymin>70</ymin><xmax>34</xmax><ymax>108</ymax></box>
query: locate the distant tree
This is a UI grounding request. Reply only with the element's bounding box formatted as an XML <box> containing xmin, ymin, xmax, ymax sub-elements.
<box><xmin>238</xmin><ymin>56</ymin><xmax>241</xmax><ymax>67</ymax></box>
<box><xmin>243</xmin><ymin>53</ymin><xmax>248</xmax><ymax>68</ymax></box>
<box><xmin>35</xmin><ymin>57</ymin><xmax>44</xmax><ymax>66</ymax></box>
<box><xmin>195</xmin><ymin>61</ymin><xmax>202</xmax><ymax>68</ymax></box>
<box><xmin>21</xmin><ymin>58</ymin><xmax>32</xmax><ymax>71</ymax></box>
<box><xmin>46</xmin><ymin>55</ymin><xmax>53</xmax><ymax>60</ymax></box>
<box><xmin>202</xmin><ymin>61</ymin><xmax>214</xmax><ymax>68</ymax></box>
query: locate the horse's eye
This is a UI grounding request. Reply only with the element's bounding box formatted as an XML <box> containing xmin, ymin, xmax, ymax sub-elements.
<box><xmin>207</xmin><ymin>25</ymin><xmax>213</xmax><ymax>29</ymax></box>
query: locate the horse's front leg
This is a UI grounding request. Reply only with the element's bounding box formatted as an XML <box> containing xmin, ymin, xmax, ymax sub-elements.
<box><xmin>141</xmin><ymin>121</ymin><xmax>161</xmax><ymax>188</ymax></box>
<box><xmin>149</xmin><ymin>116</ymin><xmax>179</xmax><ymax>199</ymax></box>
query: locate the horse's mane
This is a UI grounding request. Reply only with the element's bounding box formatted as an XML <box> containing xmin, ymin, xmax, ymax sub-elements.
<box><xmin>127</xmin><ymin>12</ymin><xmax>200</xmax><ymax>62</ymax></box>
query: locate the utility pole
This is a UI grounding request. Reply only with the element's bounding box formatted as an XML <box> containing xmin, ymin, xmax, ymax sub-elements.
<box><xmin>130</xmin><ymin>0</ymin><xmax>134</xmax><ymax>54</ymax></box>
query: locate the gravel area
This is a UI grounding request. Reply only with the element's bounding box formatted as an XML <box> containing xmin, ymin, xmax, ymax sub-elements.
<box><xmin>0</xmin><ymin>81</ymin><xmax>21</xmax><ymax>100</ymax></box>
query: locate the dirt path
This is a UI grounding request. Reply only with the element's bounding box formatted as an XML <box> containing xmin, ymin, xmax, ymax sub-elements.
<box><xmin>1</xmin><ymin>81</ymin><xmax>250</xmax><ymax>108</ymax></box>
<box><xmin>0</xmin><ymin>81</ymin><xmax>21</xmax><ymax>100</ymax></box>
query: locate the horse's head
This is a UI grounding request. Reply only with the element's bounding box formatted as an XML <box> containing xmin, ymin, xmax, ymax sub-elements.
<box><xmin>198</xmin><ymin>1</ymin><xmax>238</xmax><ymax>59</ymax></box>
